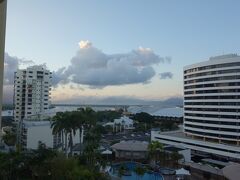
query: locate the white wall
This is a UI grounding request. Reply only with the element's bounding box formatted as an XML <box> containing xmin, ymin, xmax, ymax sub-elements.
<box><xmin>179</xmin><ymin>149</ymin><xmax>191</xmax><ymax>163</ymax></box>
<box><xmin>27</xmin><ymin>124</ymin><xmax>53</xmax><ymax>149</ymax></box>
<box><xmin>25</xmin><ymin>121</ymin><xmax>80</xmax><ymax>150</ymax></box>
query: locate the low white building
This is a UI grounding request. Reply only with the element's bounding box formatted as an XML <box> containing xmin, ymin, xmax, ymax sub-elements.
<box><xmin>22</xmin><ymin>120</ymin><xmax>81</xmax><ymax>150</ymax></box>
<box><xmin>151</xmin><ymin>127</ymin><xmax>240</xmax><ymax>161</ymax></box>
<box><xmin>104</xmin><ymin>116</ymin><xmax>134</xmax><ymax>132</ymax></box>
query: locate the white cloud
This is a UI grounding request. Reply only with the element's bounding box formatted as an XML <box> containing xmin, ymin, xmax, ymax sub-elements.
<box><xmin>79</xmin><ymin>40</ymin><xmax>92</xmax><ymax>49</ymax></box>
<box><xmin>54</xmin><ymin>40</ymin><xmax>170</xmax><ymax>88</ymax></box>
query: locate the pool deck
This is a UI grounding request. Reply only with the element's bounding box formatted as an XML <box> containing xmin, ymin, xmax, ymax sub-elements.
<box><xmin>110</xmin><ymin>161</ymin><xmax>166</xmax><ymax>180</ymax></box>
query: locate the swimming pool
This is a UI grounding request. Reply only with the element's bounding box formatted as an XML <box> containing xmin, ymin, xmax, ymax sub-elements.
<box><xmin>110</xmin><ymin>162</ymin><xmax>164</xmax><ymax>180</ymax></box>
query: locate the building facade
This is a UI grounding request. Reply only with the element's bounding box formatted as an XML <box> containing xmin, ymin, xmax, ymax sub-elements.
<box><xmin>14</xmin><ymin>65</ymin><xmax>52</xmax><ymax>121</ymax></box>
<box><xmin>184</xmin><ymin>54</ymin><xmax>240</xmax><ymax>146</ymax></box>
<box><xmin>152</xmin><ymin>54</ymin><xmax>240</xmax><ymax>161</ymax></box>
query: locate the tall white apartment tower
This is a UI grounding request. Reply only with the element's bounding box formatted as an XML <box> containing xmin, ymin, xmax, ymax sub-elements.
<box><xmin>14</xmin><ymin>65</ymin><xmax>52</xmax><ymax>121</ymax></box>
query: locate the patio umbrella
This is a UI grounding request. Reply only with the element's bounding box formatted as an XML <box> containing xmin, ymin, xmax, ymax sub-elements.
<box><xmin>175</xmin><ymin>168</ymin><xmax>190</xmax><ymax>176</ymax></box>
<box><xmin>101</xmin><ymin>149</ymin><xmax>112</xmax><ymax>161</ymax></box>
<box><xmin>101</xmin><ymin>149</ymin><xmax>112</xmax><ymax>155</ymax></box>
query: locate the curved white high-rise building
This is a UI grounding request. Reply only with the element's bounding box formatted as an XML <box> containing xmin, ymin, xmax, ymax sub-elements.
<box><xmin>152</xmin><ymin>54</ymin><xmax>240</xmax><ymax>161</ymax></box>
<box><xmin>184</xmin><ymin>54</ymin><xmax>240</xmax><ymax>146</ymax></box>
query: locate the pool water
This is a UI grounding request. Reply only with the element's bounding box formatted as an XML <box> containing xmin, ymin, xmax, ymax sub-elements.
<box><xmin>110</xmin><ymin>162</ymin><xmax>164</xmax><ymax>180</ymax></box>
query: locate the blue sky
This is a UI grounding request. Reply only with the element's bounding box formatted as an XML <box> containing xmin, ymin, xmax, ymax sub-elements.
<box><xmin>4</xmin><ymin>0</ymin><xmax>240</xmax><ymax>103</ymax></box>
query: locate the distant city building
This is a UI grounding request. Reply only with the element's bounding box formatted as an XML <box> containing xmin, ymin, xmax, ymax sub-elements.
<box><xmin>152</xmin><ymin>54</ymin><xmax>240</xmax><ymax>161</ymax></box>
<box><xmin>14</xmin><ymin>65</ymin><xmax>52</xmax><ymax>121</ymax></box>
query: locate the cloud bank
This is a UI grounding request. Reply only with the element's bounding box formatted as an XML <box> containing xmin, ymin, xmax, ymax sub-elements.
<box><xmin>4</xmin><ymin>53</ymin><xmax>34</xmax><ymax>85</ymax></box>
<box><xmin>2</xmin><ymin>43</ymin><xmax>174</xmax><ymax>104</ymax></box>
<box><xmin>53</xmin><ymin>40</ymin><xmax>171</xmax><ymax>88</ymax></box>
<box><xmin>3</xmin><ymin>53</ymin><xmax>35</xmax><ymax>104</ymax></box>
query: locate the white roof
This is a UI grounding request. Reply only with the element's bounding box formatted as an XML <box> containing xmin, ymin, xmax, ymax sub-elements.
<box><xmin>101</xmin><ymin>149</ymin><xmax>112</xmax><ymax>155</ymax></box>
<box><xmin>23</xmin><ymin>120</ymin><xmax>51</xmax><ymax>128</ymax></box>
<box><xmin>184</xmin><ymin>54</ymin><xmax>240</xmax><ymax>70</ymax></box>
<box><xmin>175</xmin><ymin>168</ymin><xmax>190</xmax><ymax>175</ymax></box>
<box><xmin>104</xmin><ymin>122</ymin><xmax>114</xmax><ymax>126</ymax></box>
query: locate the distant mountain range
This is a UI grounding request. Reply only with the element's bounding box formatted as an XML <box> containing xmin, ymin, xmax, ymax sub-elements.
<box><xmin>52</xmin><ymin>96</ymin><xmax>183</xmax><ymax>107</ymax></box>
<box><xmin>3</xmin><ymin>87</ymin><xmax>183</xmax><ymax>107</ymax></box>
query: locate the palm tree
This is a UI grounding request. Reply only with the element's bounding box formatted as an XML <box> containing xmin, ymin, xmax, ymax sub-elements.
<box><xmin>51</xmin><ymin>112</ymin><xmax>66</xmax><ymax>151</ymax></box>
<box><xmin>170</xmin><ymin>151</ymin><xmax>183</xmax><ymax>168</ymax></box>
<box><xmin>52</xmin><ymin>108</ymin><xmax>98</xmax><ymax>157</ymax></box>
<box><xmin>134</xmin><ymin>165</ymin><xmax>146</xmax><ymax>180</ymax></box>
<box><xmin>83</xmin><ymin>129</ymin><xmax>101</xmax><ymax>167</ymax></box>
<box><xmin>84</xmin><ymin>119</ymin><xmax>101</xmax><ymax>167</ymax></box>
<box><xmin>148</xmin><ymin>141</ymin><xmax>164</xmax><ymax>166</ymax></box>
<box><xmin>76</xmin><ymin>107</ymin><xmax>97</xmax><ymax>154</ymax></box>
<box><xmin>51</xmin><ymin>111</ymin><xmax>75</xmax><ymax>156</ymax></box>
<box><xmin>64</xmin><ymin>111</ymin><xmax>78</xmax><ymax>156</ymax></box>
<box><xmin>2</xmin><ymin>131</ymin><xmax>16</xmax><ymax>146</ymax></box>
<box><xmin>75</xmin><ymin>109</ymin><xmax>86</xmax><ymax>145</ymax></box>
<box><xmin>81</xmin><ymin>107</ymin><xmax>97</xmax><ymax>128</ymax></box>
<box><xmin>118</xmin><ymin>165</ymin><xmax>126</xmax><ymax>178</ymax></box>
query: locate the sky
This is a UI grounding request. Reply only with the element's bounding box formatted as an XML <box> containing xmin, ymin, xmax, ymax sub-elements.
<box><xmin>3</xmin><ymin>0</ymin><xmax>240</xmax><ymax>104</ymax></box>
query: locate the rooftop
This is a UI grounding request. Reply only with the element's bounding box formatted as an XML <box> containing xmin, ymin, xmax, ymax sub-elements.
<box><xmin>152</xmin><ymin>127</ymin><xmax>240</xmax><ymax>152</ymax></box>
<box><xmin>111</xmin><ymin>140</ymin><xmax>149</xmax><ymax>152</ymax></box>
<box><xmin>184</xmin><ymin>162</ymin><xmax>223</xmax><ymax>176</ymax></box>
<box><xmin>209</xmin><ymin>54</ymin><xmax>239</xmax><ymax>60</ymax></box>
<box><xmin>184</xmin><ymin>53</ymin><xmax>240</xmax><ymax>70</ymax></box>
<box><xmin>23</xmin><ymin>120</ymin><xmax>51</xmax><ymax>127</ymax></box>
